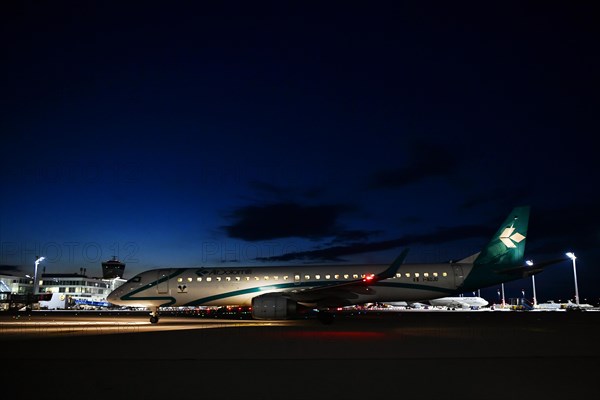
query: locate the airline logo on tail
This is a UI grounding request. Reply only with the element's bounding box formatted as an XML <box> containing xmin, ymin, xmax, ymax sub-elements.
<box><xmin>499</xmin><ymin>224</ymin><xmax>526</xmax><ymax>248</ymax></box>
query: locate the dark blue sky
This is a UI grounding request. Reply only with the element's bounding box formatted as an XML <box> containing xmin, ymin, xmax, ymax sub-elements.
<box><xmin>1</xmin><ymin>1</ymin><xmax>599</xmax><ymax>303</ymax></box>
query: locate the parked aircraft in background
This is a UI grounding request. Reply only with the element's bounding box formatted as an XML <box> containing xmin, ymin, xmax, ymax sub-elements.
<box><xmin>565</xmin><ymin>300</ymin><xmax>595</xmax><ymax>310</ymax></box>
<box><xmin>535</xmin><ymin>300</ymin><xmax>565</xmax><ymax>310</ymax></box>
<box><xmin>108</xmin><ymin>206</ymin><xmax>562</xmax><ymax>323</ymax></box>
<box><xmin>428</xmin><ymin>296</ymin><xmax>489</xmax><ymax>309</ymax></box>
<box><xmin>384</xmin><ymin>296</ymin><xmax>488</xmax><ymax>310</ymax></box>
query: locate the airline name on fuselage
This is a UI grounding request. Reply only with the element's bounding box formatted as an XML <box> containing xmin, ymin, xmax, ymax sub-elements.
<box><xmin>195</xmin><ymin>268</ymin><xmax>253</xmax><ymax>276</ymax></box>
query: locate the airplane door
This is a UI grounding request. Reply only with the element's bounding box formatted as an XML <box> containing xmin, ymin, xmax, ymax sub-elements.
<box><xmin>453</xmin><ymin>265</ymin><xmax>464</xmax><ymax>288</ymax></box>
<box><xmin>157</xmin><ymin>270</ymin><xmax>170</xmax><ymax>294</ymax></box>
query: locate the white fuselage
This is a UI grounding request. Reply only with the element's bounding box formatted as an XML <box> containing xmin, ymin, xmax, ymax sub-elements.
<box><xmin>107</xmin><ymin>262</ymin><xmax>474</xmax><ymax>309</ymax></box>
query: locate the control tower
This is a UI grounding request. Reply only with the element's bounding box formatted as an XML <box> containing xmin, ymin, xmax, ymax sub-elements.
<box><xmin>101</xmin><ymin>256</ymin><xmax>126</xmax><ymax>279</ymax></box>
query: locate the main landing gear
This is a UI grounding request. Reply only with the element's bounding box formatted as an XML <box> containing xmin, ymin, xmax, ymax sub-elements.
<box><xmin>149</xmin><ymin>307</ymin><xmax>160</xmax><ymax>324</ymax></box>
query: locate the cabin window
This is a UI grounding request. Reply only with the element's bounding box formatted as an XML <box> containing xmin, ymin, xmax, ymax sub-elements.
<box><xmin>225</xmin><ymin>277</ymin><xmax>231</xmax><ymax>281</ymax></box>
<box><xmin>304</xmin><ymin>275</ymin><xmax>310</xmax><ymax>280</ymax></box>
<box><xmin>334</xmin><ymin>274</ymin><xmax>340</xmax><ymax>279</ymax></box>
<box><xmin>177</xmin><ymin>278</ymin><xmax>183</xmax><ymax>283</ymax></box>
<box><xmin>433</xmin><ymin>272</ymin><xmax>438</xmax><ymax>277</ymax></box>
<box><xmin>206</xmin><ymin>277</ymin><xmax>212</xmax><ymax>282</ymax></box>
<box><xmin>353</xmin><ymin>274</ymin><xmax>359</xmax><ymax>279</ymax></box>
<box><xmin>254</xmin><ymin>276</ymin><xmax>260</xmax><ymax>281</ymax></box>
<box><xmin>414</xmin><ymin>273</ymin><xmax>420</xmax><ymax>278</ymax></box>
<box><xmin>284</xmin><ymin>275</ymin><xmax>289</xmax><ymax>280</ymax></box>
<box><xmin>264</xmin><ymin>276</ymin><xmax>269</xmax><ymax>280</ymax></box>
<box><xmin>273</xmin><ymin>276</ymin><xmax>279</xmax><ymax>280</ymax></box>
<box><xmin>187</xmin><ymin>277</ymin><xmax>193</xmax><ymax>282</ymax></box>
<box><xmin>396</xmin><ymin>273</ymin><xmax>401</xmax><ymax>278</ymax></box>
<box><xmin>343</xmin><ymin>274</ymin><xmax>349</xmax><ymax>279</ymax></box>
<box><xmin>405</xmin><ymin>273</ymin><xmax>411</xmax><ymax>278</ymax></box>
<box><xmin>235</xmin><ymin>277</ymin><xmax>240</xmax><ymax>281</ymax></box>
<box><xmin>196</xmin><ymin>277</ymin><xmax>202</xmax><ymax>282</ymax></box>
<box><xmin>442</xmin><ymin>272</ymin><xmax>448</xmax><ymax>277</ymax></box>
<box><xmin>315</xmin><ymin>275</ymin><xmax>321</xmax><ymax>280</ymax></box>
<box><xmin>216</xmin><ymin>277</ymin><xmax>221</xmax><ymax>282</ymax></box>
<box><xmin>423</xmin><ymin>272</ymin><xmax>429</xmax><ymax>277</ymax></box>
<box><xmin>245</xmin><ymin>277</ymin><xmax>250</xmax><ymax>281</ymax></box>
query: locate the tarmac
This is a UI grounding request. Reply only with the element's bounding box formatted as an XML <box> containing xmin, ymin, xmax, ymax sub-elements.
<box><xmin>2</xmin><ymin>310</ymin><xmax>599</xmax><ymax>400</ymax></box>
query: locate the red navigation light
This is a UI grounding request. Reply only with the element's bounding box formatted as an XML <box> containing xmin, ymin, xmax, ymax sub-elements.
<box><xmin>363</xmin><ymin>274</ymin><xmax>375</xmax><ymax>282</ymax></box>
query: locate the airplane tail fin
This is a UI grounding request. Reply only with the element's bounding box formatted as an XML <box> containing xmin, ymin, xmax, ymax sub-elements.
<box><xmin>475</xmin><ymin>206</ymin><xmax>529</xmax><ymax>267</ymax></box>
<box><xmin>463</xmin><ymin>206</ymin><xmax>530</xmax><ymax>289</ymax></box>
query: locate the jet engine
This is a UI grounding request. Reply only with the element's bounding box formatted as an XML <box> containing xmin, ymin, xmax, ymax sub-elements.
<box><xmin>251</xmin><ymin>293</ymin><xmax>298</xmax><ymax>319</ymax></box>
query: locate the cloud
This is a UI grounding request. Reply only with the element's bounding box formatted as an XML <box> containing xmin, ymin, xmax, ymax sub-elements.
<box><xmin>325</xmin><ymin>229</ymin><xmax>380</xmax><ymax>246</ymax></box>
<box><xmin>257</xmin><ymin>223</ymin><xmax>490</xmax><ymax>262</ymax></box>
<box><xmin>224</xmin><ymin>202</ymin><xmax>351</xmax><ymax>241</ymax></box>
<box><xmin>0</xmin><ymin>265</ymin><xmax>22</xmax><ymax>273</ymax></box>
<box><xmin>369</xmin><ymin>140</ymin><xmax>460</xmax><ymax>189</ymax></box>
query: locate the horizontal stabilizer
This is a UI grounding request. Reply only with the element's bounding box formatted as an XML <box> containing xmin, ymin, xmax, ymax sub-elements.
<box><xmin>500</xmin><ymin>256</ymin><xmax>569</xmax><ymax>278</ymax></box>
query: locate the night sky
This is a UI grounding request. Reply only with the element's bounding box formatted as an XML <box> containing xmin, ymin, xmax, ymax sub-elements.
<box><xmin>1</xmin><ymin>1</ymin><xmax>599</xmax><ymax>304</ymax></box>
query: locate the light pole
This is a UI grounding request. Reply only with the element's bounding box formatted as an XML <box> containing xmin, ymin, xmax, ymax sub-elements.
<box><xmin>501</xmin><ymin>283</ymin><xmax>505</xmax><ymax>308</ymax></box>
<box><xmin>34</xmin><ymin>256</ymin><xmax>45</xmax><ymax>295</ymax></box>
<box><xmin>566</xmin><ymin>252</ymin><xmax>579</xmax><ymax>305</ymax></box>
<box><xmin>526</xmin><ymin>260</ymin><xmax>537</xmax><ymax>307</ymax></box>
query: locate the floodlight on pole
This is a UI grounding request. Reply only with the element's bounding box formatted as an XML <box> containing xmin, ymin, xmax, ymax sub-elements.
<box><xmin>526</xmin><ymin>260</ymin><xmax>537</xmax><ymax>306</ymax></box>
<box><xmin>566</xmin><ymin>252</ymin><xmax>579</xmax><ymax>305</ymax></box>
<box><xmin>34</xmin><ymin>256</ymin><xmax>45</xmax><ymax>295</ymax></box>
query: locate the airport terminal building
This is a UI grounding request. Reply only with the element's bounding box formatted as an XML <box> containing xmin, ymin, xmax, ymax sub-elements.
<box><xmin>0</xmin><ymin>258</ymin><xmax>127</xmax><ymax>311</ymax></box>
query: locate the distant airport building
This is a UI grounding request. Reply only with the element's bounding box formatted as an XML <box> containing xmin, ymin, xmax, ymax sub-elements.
<box><xmin>0</xmin><ymin>266</ymin><xmax>127</xmax><ymax>311</ymax></box>
<box><xmin>37</xmin><ymin>272</ymin><xmax>126</xmax><ymax>310</ymax></box>
<box><xmin>101</xmin><ymin>256</ymin><xmax>126</xmax><ymax>279</ymax></box>
<box><xmin>0</xmin><ymin>273</ymin><xmax>33</xmax><ymax>295</ymax></box>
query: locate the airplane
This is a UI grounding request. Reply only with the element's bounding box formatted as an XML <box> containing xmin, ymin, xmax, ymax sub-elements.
<box><xmin>107</xmin><ymin>205</ymin><xmax>559</xmax><ymax>324</ymax></box>
<box><xmin>565</xmin><ymin>300</ymin><xmax>595</xmax><ymax>311</ymax></box>
<box><xmin>427</xmin><ymin>296</ymin><xmax>489</xmax><ymax>310</ymax></box>
<box><xmin>384</xmin><ymin>296</ymin><xmax>488</xmax><ymax>310</ymax></box>
<box><xmin>534</xmin><ymin>300</ymin><xmax>565</xmax><ymax>311</ymax></box>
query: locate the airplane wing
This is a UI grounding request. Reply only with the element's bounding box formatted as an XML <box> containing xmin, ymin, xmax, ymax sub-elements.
<box><xmin>285</xmin><ymin>249</ymin><xmax>409</xmax><ymax>307</ymax></box>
